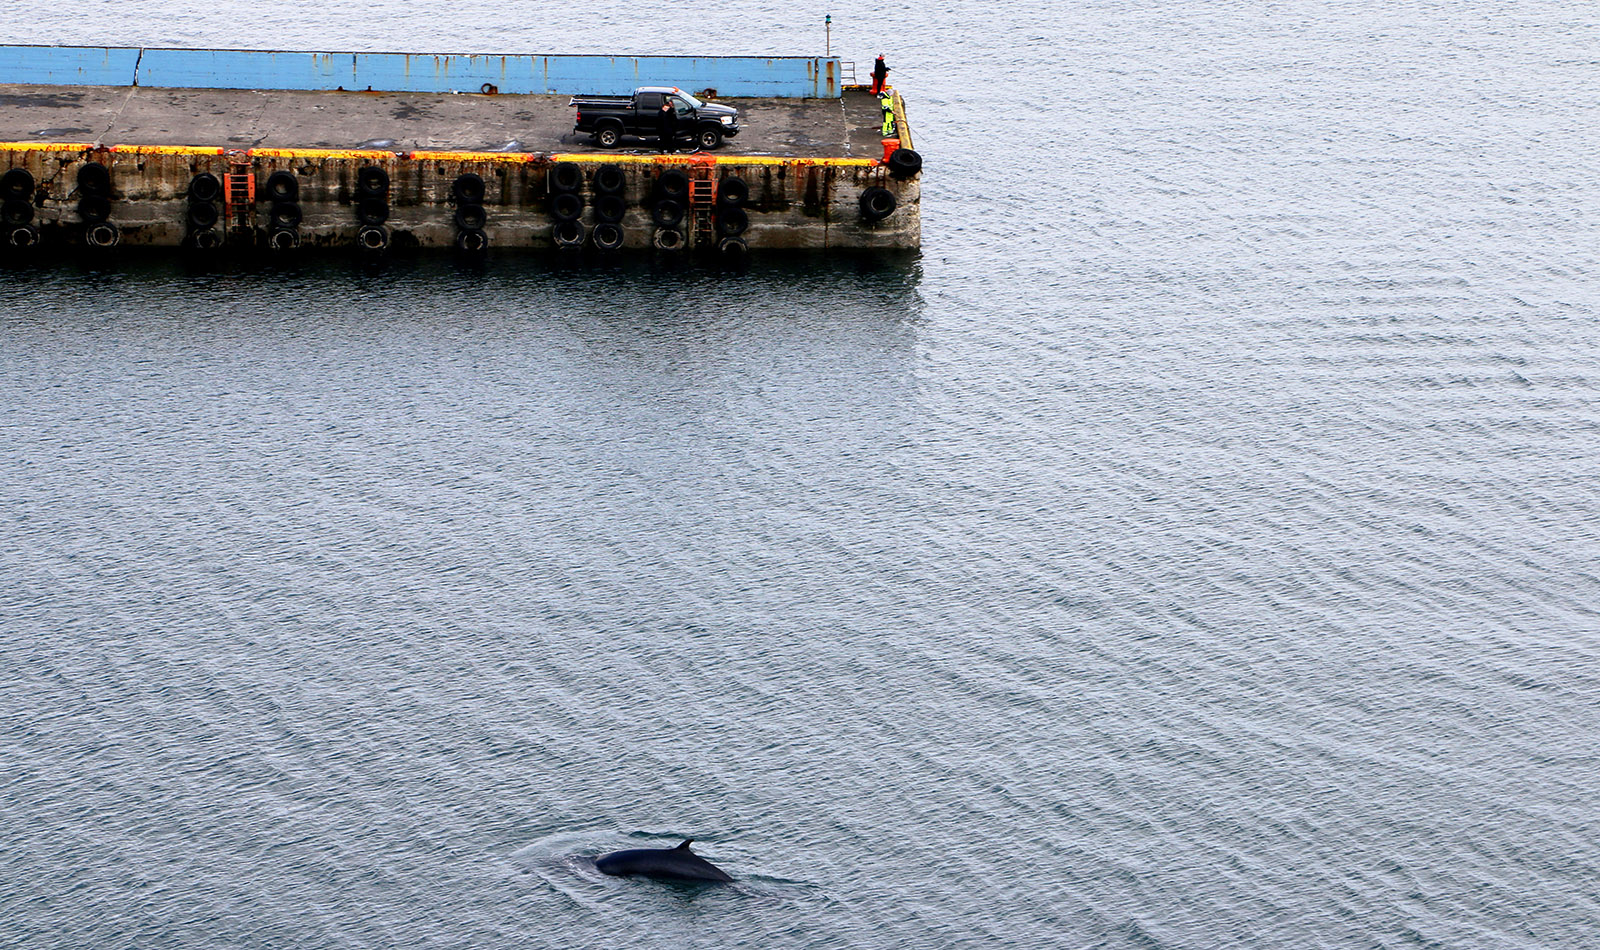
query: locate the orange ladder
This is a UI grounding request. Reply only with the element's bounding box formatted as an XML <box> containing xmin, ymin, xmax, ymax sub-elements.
<box><xmin>688</xmin><ymin>167</ymin><xmax>717</xmax><ymax>248</ymax></box>
<box><xmin>222</xmin><ymin>152</ymin><xmax>255</xmax><ymax>232</ymax></box>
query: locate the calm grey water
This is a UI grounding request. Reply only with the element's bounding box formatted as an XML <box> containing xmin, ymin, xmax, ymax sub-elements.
<box><xmin>3</xmin><ymin>3</ymin><xmax>1599</xmax><ymax>948</ymax></box>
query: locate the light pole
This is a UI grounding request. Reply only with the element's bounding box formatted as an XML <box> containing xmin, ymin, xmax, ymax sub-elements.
<box><xmin>825</xmin><ymin>15</ymin><xmax>832</xmax><ymax>57</ymax></box>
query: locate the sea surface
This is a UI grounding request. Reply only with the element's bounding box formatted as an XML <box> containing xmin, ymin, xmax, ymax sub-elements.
<box><xmin>3</xmin><ymin>3</ymin><xmax>1598</xmax><ymax>948</ymax></box>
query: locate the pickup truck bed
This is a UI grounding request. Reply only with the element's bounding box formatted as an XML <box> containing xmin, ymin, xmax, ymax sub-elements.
<box><xmin>569</xmin><ymin>95</ymin><xmax>632</xmax><ymax>108</ymax></box>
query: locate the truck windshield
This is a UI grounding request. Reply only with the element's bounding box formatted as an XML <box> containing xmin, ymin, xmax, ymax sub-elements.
<box><xmin>677</xmin><ymin>92</ymin><xmax>704</xmax><ymax>109</ymax></box>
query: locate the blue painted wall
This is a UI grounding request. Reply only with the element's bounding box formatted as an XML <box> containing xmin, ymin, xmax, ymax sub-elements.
<box><xmin>0</xmin><ymin>46</ymin><xmax>841</xmax><ymax>97</ymax></box>
<box><xmin>138</xmin><ymin>49</ymin><xmax>354</xmax><ymax>91</ymax></box>
<box><xmin>0</xmin><ymin>46</ymin><xmax>140</xmax><ymax>86</ymax></box>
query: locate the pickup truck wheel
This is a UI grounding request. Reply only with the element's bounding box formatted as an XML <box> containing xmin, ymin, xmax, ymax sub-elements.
<box><xmin>697</xmin><ymin>128</ymin><xmax>723</xmax><ymax>150</ymax></box>
<box><xmin>596</xmin><ymin>124</ymin><xmax>622</xmax><ymax>149</ymax></box>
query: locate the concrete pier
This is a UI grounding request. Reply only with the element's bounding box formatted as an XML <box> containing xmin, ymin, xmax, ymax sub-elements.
<box><xmin>0</xmin><ymin>48</ymin><xmax>921</xmax><ymax>256</ymax></box>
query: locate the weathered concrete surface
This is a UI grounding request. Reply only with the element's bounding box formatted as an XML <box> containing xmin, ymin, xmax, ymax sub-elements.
<box><xmin>0</xmin><ymin>84</ymin><xmax>889</xmax><ymax>158</ymax></box>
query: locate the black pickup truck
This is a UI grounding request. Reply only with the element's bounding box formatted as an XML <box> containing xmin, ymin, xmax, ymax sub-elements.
<box><xmin>570</xmin><ymin>86</ymin><xmax>741</xmax><ymax>150</ymax></box>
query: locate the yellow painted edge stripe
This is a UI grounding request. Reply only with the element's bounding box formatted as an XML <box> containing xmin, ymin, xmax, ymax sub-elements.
<box><xmin>407</xmin><ymin>150</ymin><xmax>539</xmax><ymax>163</ymax></box>
<box><xmin>250</xmin><ymin>147</ymin><xmax>399</xmax><ymax>161</ymax></box>
<box><xmin>110</xmin><ymin>144</ymin><xmax>225</xmax><ymax>156</ymax></box>
<box><xmin>891</xmin><ymin>90</ymin><xmax>914</xmax><ymax>151</ymax></box>
<box><xmin>0</xmin><ymin>142</ymin><xmax>95</xmax><ymax>152</ymax></box>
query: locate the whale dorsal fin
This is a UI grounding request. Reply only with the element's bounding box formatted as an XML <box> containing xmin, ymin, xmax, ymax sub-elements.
<box><xmin>675</xmin><ymin>839</ymin><xmax>693</xmax><ymax>850</ymax></box>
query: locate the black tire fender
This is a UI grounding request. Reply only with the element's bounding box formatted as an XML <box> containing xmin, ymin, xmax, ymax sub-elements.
<box><xmin>455</xmin><ymin>204</ymin><xmax>488</xmax><ymax>230</ymax></box>
<box><xmin>456</xmin><ymin>227</ymin><xmax>488</xmax><ymax>253</ymax></box>
<box><xmin>452</xmin><ymin>173</ymin><xmax>486</xmax><ymax>204</ymax></box>
<box><xmin>187</xmin><ymin>200</ymin><xmax>219</xmax><ymax>229</ymax></box>
<box><xmin>549</xmin><ymin>192</ymin><xmax>583</xmax><ymax>222</ymax></box>
<box><xmin>2</xmin><ymin>198</ymin><xmax>34</xmax><ymax>226</ymax></box>
<box><xmin>357</xmin><ymin>198</ymin><xmax>390</xmax><ymax>226</ymax></box>
<box><xmin>270</xmin><ymin>202</ymin><xmax>303</xmax><ymax>229</ymax></box>
<box><xmin>356</xmin><ymin>165</ymin><xmax>390</xmax><ymax>199</ymax></box>
<box><xmin>716</xmin><ymin>205</ymin><xmax>748</xmax><ymax>236</ymax></box>
<box><xmin>887</xmin><ymin>148</ymin><xmax>923</xmax><ymax>180</ymax></box>
<box><xmin>859</xmin><ymin>186</ymin><xmax>897</xmax><ymax>221</ymax></box>
<box><xmin>717</xmin><ymin>176</ymin><xmax>748</xmax><ymax>207</ymax></box>
<box><xmin>549</xmin><ymin>162</ymin><xmax>583</xmax><ymax>194</ymax></box>
<box><xmin>551</xmin><ymin>219</ymin><xmax>585</xmax><ymax>247</ymax></box>
<box><xmin>77</xmin><ymin>194</ymin><xmax>111</xmax><ymax>224</ymax></box>
<box><xmin>0</xmin><ymin>168</ymin><xmax>34</xmax><ymax>201</ymax></box>
<box><xmin>268</xmin><ymin>227</ymin><xmax>301</xmax><ymax>251</ymax></box>
<box><xmin>188</xmin><ymin>173</ymin><xmax>222</xmax><ymax>203</ymax></box>
<box><xmin>652</xmin><ymin>198</ymin><xmax>684</xmax><ymax>229</ymax></box>
<box><xmin>84</xmin><ymin>222</ymin><xmax>120</xmax><ymax>248</ymax></box>
<box><xmin>7</xmin><ymin>224</ymin><xmax>40</xmax><ymax>247</ymax></box>
<box><xmin>592</xmin><ymin>222</ymin><xmax>624</xmax><ymax>251</ymax></box>
<box><xmin>593</xmin><ymin>163</ymin><xmax>626</xmax><ymax>195</ymax></box>
<box><xmin>654</xmin><ymin>170</ymin><xmax>689</xmax><ymax>201</ymax></box>
<box><xmin>77</xmin><ymin>162</ymin><xmax>112</xmax><ymax>197</ymax></box>
<box><xmin>265</xmin><ymin>170</ymin><xmax>299</xmax><ymax>203</ymax></box>
<box><xmin>652</xmin><ymin>227</ymin><xmax>684</xmax><ymax>251</ymax></box>
<box><xmin>357</xmin><ymin>225</ymin><xmax>389</xmax><ymax>251</ymax></box>
<box><xmin>593</xmin><ymin>194</ymin><xmax>626</xmax><ymax>224</ymax></box>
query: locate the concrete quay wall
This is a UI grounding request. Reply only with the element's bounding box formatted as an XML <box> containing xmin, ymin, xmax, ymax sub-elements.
<box><xmin>0</xmin><ymin>145</ymin><xmax>920</xmax><ymax>255</ymax></box>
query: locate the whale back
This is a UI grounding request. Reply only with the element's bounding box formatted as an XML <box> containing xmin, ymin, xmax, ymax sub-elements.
<box><xmin>595</xmin><ymin>840</ymin><xmax>734</xmax><ymax>882</ymax></box>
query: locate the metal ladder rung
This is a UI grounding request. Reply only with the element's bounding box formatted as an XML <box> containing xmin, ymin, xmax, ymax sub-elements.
<box><xmin>223</xmin><ymin>169</ymin><xmax>255</xmax><ymax>210</ymax></box>
<box><xmin>688</xmin><ymin>179</ymin><xmax>716</xmax><ymax>206</ymax></box>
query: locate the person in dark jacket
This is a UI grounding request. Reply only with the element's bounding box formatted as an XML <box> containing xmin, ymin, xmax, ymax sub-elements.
<box><xmin>658</xmin><ymin>101</ymin><xmax>677</xmax><ymax>152</ymax></box>
<box><xmin>870</xmin><ymin>55</ymin><xmax>891</xmax><ymax>95</ymax></box>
